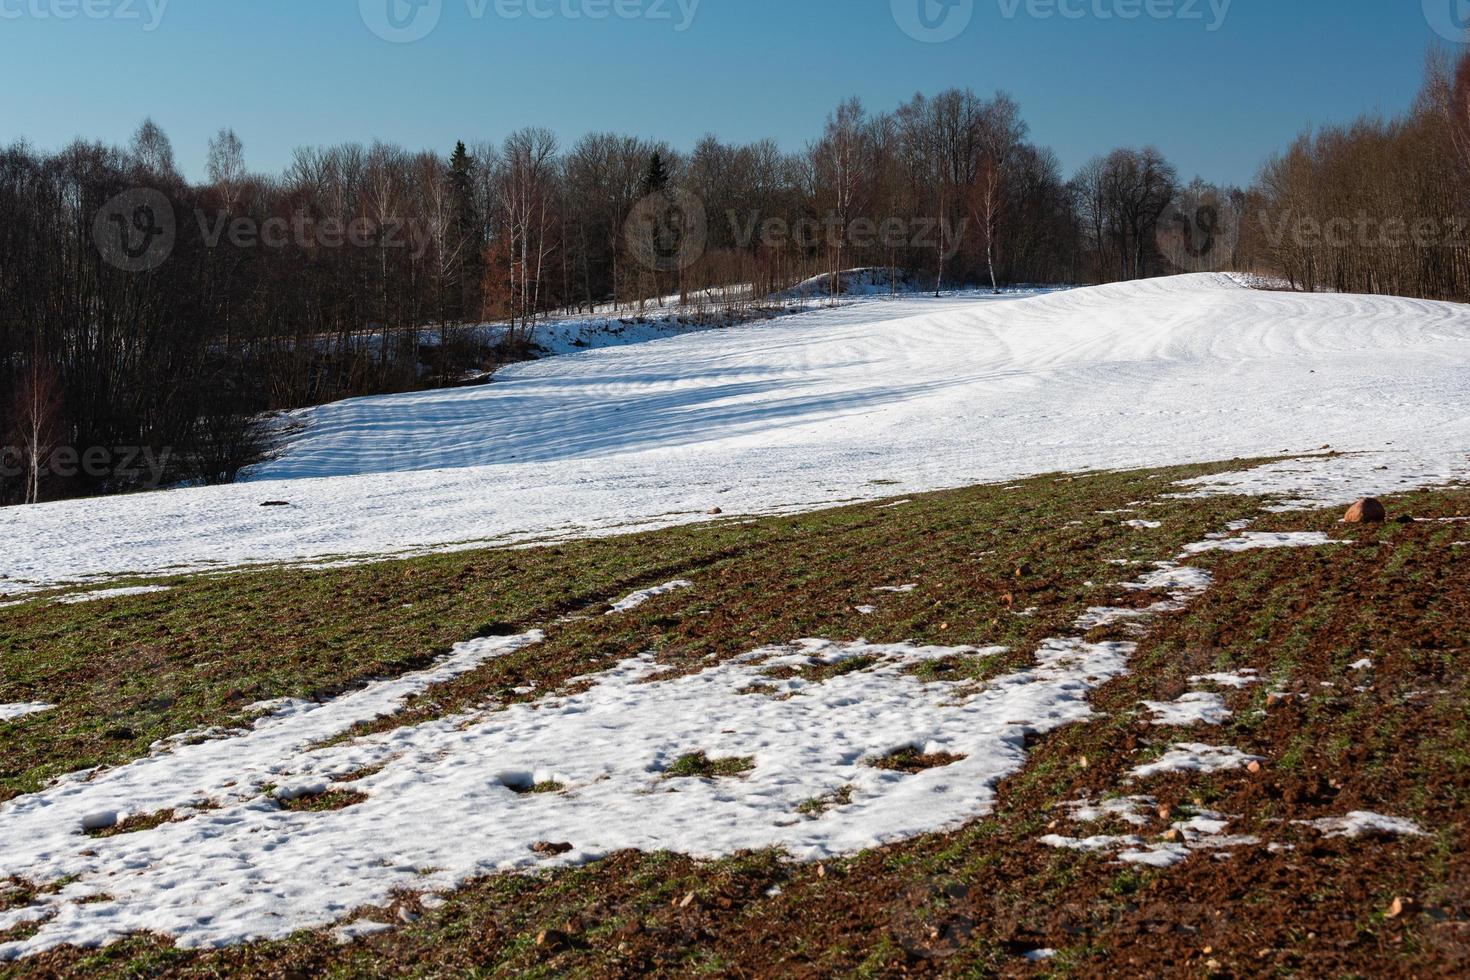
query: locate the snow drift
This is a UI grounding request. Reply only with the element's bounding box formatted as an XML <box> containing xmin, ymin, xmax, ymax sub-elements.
<box><xmin>2</xmin><ymin>273</ymin><xmax>1468</xmax><ymax>594</ymax></box>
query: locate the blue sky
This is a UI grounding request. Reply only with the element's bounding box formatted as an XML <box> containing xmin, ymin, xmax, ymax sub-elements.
<box><xmin>0</xmin><ymin>0</ymin><xmax>1458</xmax><ymax>186</ymax></box>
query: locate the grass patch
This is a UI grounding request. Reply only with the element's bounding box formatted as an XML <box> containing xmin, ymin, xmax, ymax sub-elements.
<box><xmin>84</xmin><ymin>810</ymin><xmax>183</xmax><ymax>838</ymax></box>
<box><xmin>507</xmin><ymin>780</ymin><xmax>566</xmax><ymax>796</ymax></box>
<box><xmin>662</xmin><ymin>752</ymin><xmax>756</xmax><ymax>780</ymax></box>
<box><xmin>797</xmin><ymin>786</ymin><xmax>855</xmax><ymax>816</ymax></box>
<box><xmin>277</xmin><ymin>790</ymin><xmax>369</xmax><ymax>813</ymax></box>
<box><xmin>14</xmin><ymin>459</ymin><xmax>1464</xmax><ymax>977</ymax></box>
<box><xmin>867</xmin><ymin>747</ymin><xmax>967</xmax><ymax>774</ymax></box>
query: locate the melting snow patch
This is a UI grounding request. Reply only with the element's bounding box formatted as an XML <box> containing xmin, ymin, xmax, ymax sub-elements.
<box><xmin>1073</xmin><ymin>561</ymin><xmax>1212</xmax><ymax>632</ymax></box>
<box><xmin>332</xmin><ymin>919</ymin><xmax>393</xmax><ymax>945</ymax></box>
<box><xmin>1130</xmin><ymin>744</ymin><xmax>1263</xmax><ymax>779</ymax></box>
<box><xmin>0</xmin><ymin>633</ymin><xmax>1132</xmax><ymax>958</ymax></box>
<box><xmin>1022</xmin><ymin>948</ymin><xmax>1058</xmax><ymax>962</ymax></box>
<box><xmin>1296</xmin><ymin>812</ymin><xmax>1427</xmax><ymax>839</ymax></box>
<box><xmin>1044</xmin><ymin>808</ymin><xmax>1259</xmax><ymax>868</ymax></box>
<box><xmin>1124</xmin><ymin>520</ymin><xmax>1163</xmax><ymax>530</ymax></box>
<box><xmin>1118</xmin><ymin>844</ymin><xmax>1190</xmax><ymax>868</ymax></box>
<box><xmin>1182</xmin><ymin>532</ymin><xmax>1338</xmax><ymax>555</ymax></box>
<box><xmin>1063</xmin><ymin>796</ymin><xmax>1155</xmax><ymax>827</ymax></box>
<box><xmin>0</xmin><ymin>703</ymin><xmax>55</xmax><ymax>723</ymax></box>
<box><xmin>1349</xmin><ymin>658</ymin><xmax>1374</xmax><ymax>671</ymax></box>
<box><xmin>853</xmin><ymin>605</ymin><xmax>877</xmax><ymax>615</ymax></box>
<box><xmin>1142</xmin><ymin>693</ymin><xmax>1231</xmax><ymax>726</ymax></box>
<box><xmin>1074</xmin><ymin>602</ymin><xmax>1179</xmax><ymax>631</ymax></box>
<box><xmin>1125</xmin><ymin>563</ymin><xmax>1213</xmax><ymax>594</ymax></box>
<box><xmin>1189</xmin><ymin>669</ymin><xmax>1261</xmax><ymax>689</ymax></box>
<box><xmin>873</xmin><ymin>584</ymin><xmax>918</xmax><ymax>593</ymax></box>
<box><xmin>606</xmin><ymin>580</ymin><xmax>692</xmax><ymax>615</ymax></box>
<box><xmin>1040</xmin><ymin>834</ymin><xmax>1143</xmax><ymax>852</ymax></box>
<box><xmin>55</xmin><ymin>586</ymin><xmax>172</xmax><ymax>605</ymax></box>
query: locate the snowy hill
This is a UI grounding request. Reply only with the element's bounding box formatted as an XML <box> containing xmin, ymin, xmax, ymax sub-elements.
<box><xmin>4</xmin><ymin>274</ymin><xmax>1469</xmax><ymax>595</ymax></box>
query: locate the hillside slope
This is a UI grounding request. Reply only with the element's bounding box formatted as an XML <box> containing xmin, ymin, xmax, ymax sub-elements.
<box><xmin>3</xmin><ymin>274</ymin><xmax>1468</xmax><ymax>596</ymax></box>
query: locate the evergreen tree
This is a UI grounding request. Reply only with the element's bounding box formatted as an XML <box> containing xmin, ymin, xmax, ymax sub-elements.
<box><xmin>449</xmin><ymin>140</ymin><xmax>482</xmax><ymax>320</ymax></box>
<box><xmin>642</xmin><ymin>152</ymin><xmax>670</xmax><ymax>196</ymax></box>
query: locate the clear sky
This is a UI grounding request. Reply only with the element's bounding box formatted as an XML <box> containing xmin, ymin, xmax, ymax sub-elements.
<box><xmin>1</xmin><ymin>0</ymin><xmax>1459</xmax><ymax>186</ymax></box>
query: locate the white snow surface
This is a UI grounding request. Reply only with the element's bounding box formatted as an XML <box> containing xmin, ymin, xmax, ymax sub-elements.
<box><xmin>1189</xmin><ymin>669</ymin><xmax>1263</xmax><ymax>689</ymax></box>
<box><xmin>605</xmin><ymin>579</ymin><xmax>692</xmax><ymax>615</ymax></box>
<box><xmin>0</xmin><ymin>703</ymin><xmax>56</xmax><ymax>722</ymax></box>
<box><xmin>1182</xmin><ymin>531</ymin><xmax>1340</xmax><ymax>555</ymax></box>
<box><xmin>5</xmin><ymin>274</ymin><xmax>1470</xmax><ymax>595</ymax></box>
<box><xmin>1130</xmin><ymin>743</ymin><xmax>1265</xmax><ymax>779</ymax></box>
<box><xmin>54</xmin><ymin>586</ymin><xmax>173</xmax><ymax>605</ymax></box>
<box><xmin>1062</xmin><ymin>795</ymin><xmax>1156</xmax><ymax>827</ymax></box>
<box><xmin>0</xmin><ymin>630</ymin><xmax>1136</xmax><ymax>957</ymax></box>
<box><xmin>1141</xmin><ymin>692</ymin><xmax>1232</xmax><ymax>726</ymax></box>
<box><xmin>1296</xmin><ymin>812</ymin><xmax>1428</xmax><ymax>839</ymax></box>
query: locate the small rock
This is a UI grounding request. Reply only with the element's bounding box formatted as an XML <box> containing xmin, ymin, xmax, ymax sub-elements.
<box><xmin>1386</xmin><ymin>897</ymin><xmax>1418</xmax><ymax>919</ymax></box>
<box><xmin>707</xmin><ymin>507</ymin><xmax>723</xmax><ymax>515</ymax></box>
<box><xmin>535</xmin><ymin>928</ymin><xmax>570</xmax><ymax>951</ymax></box>
<box><xmin>531</xmin><ymin>841</ymin><xmax>574</xmax><ymax>856</ymax></box>
<box><xmin>1247</xmin><ymin>761</ymin><xmax>1263</xmax><ymax>774</ymax></box>
<box><xmin>81</xmin><ymin>810</ymin><xmax>118</xmax><ymax>832</ymax></box>
<box><xmin>1344</xmin><ymin>498</ymin><xmax>1387</xmax><ymax>524</ymax></box>
<box><xmin>259</xmin><ymin>501</ymin><xmax>292</xmax><ymax>508</ymax></box>
<box><xmin>678</xmin><ymin>891</ymin><xmax>697</xmax><ymax>908</ymax></box>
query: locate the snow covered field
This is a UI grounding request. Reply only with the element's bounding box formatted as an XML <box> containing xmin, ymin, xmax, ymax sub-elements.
<box><xmin>3</xmin><ymin>272</ymin><xmax>1469</xmax><ymax>596</ymax></box>
<box><xmin>0</xmin><ymin>526</ymin><xmax>1288</xmax><ymax>957</ymax></box>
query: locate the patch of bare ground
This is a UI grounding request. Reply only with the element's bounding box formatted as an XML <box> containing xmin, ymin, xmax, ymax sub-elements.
<box><xmin>868</xmin><ymin>748</ymin><xmax>968</xmax><ymax>774</ymax></box>
<box><xmin>6</xmin><ymin>468</ymin><xmax>1467</xmax><ymax>977</ymax></box>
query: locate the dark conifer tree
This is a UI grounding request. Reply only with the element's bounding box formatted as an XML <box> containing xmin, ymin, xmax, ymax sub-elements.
<box><xmin>642</xmin><ymin>152</ymin><xmax>670</xmax><ymax>196</ymax></box>
<box><xmin>449</xmin><ymin>141</ymin><xmax>482</xmax><ymax>319</ymax></box>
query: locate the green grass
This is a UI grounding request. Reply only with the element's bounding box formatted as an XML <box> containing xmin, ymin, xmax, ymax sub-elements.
<box><xmin>0</xmin><ymin>458</ymin><xmax>1264</xmax><ymax>802</ymax></box>
<box><xmin>3</xmin><ymin>460</ymin><xmax>1466</xmax><ymax>977</ymax></box>
<box><xmin>662</xmin><ymin>752</ymin><xmax>756</xmax><ymax>780</ymax></box>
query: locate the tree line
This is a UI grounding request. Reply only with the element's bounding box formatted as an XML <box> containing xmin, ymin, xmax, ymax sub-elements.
<box><xmin>15</xmin><ymin>54</ymin><xmax>1470</xmax><ymax>507</ymax></box>
<box><xmin>1248</xmin><ymin>50</ymin><xmax>1470</xmax><ymax>299</ymax></box>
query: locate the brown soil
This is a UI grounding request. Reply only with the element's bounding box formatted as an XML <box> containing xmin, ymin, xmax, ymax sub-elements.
<box><xmin>4</xmin><ymin>477</ymin><xmax>1466</xmax><ymax>978</ymax></box>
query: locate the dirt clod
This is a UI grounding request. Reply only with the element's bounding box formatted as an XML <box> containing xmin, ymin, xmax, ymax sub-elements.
<box><xmin>1345</xmin><ymin>498</ymin><xmax>1387</xmax><ymax>524</ymax></box>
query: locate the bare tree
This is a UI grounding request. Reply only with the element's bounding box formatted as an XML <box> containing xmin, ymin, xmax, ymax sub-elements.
<box><xmin>970</xmin><ymin>93</ymin><xmax>1026</xmax><ymax>293</ymax></box>
<box><xmin>130</xmin><ymin>118</ymin><xmax>178</xmax><ymax>180</ymax></box>
<box><xmin>206</xmin><ymin>128</ymin><xmax>247</xmax><ymax>213</ymax></box>
<box><xmin>13</xmin><ymin>358</ymin><xmax>63</xmax><ymax>505</ymax></box>
<box><xmin>496</xmin><ymin>128</ymin><xmax>560</xmax><ymax>341</ymax></box>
